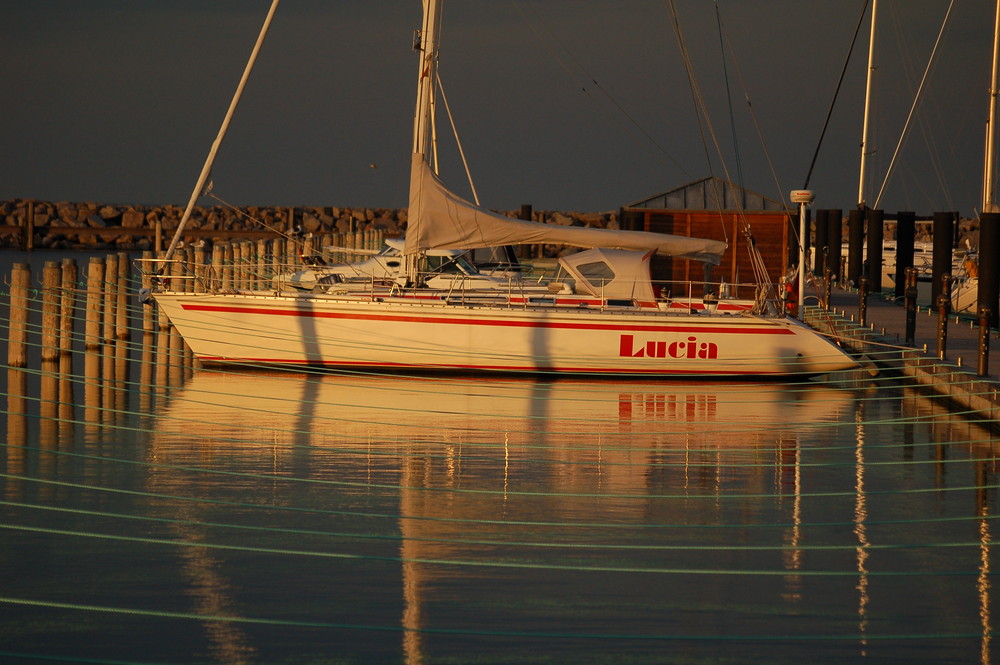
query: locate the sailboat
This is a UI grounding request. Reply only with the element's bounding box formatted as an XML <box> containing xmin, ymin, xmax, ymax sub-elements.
<box><xmin>148</xmin><ymin>0</ymin><xmax>857</xmax><ymax>378</ymax></box>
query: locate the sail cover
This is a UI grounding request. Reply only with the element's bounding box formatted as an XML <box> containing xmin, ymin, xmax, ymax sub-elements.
<box><xmin>405</xmin><ymin>153</ymin><xmax>726</xmax><ymax>265</ymax></box>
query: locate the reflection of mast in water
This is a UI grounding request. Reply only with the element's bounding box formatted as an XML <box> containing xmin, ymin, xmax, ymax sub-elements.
<box><xmin>400</xmin><ymin>456</ymin><xmax>427</xmax><ymax>665</ymax></box>
<box><xmin>780</xmin><ymin>433</ymin><xmax>803</xmax><ymax>603</ymax></box>
<box><xmin>977</xmin><ymin>461</ymin><xmax>993</xmax><ymax>665</ymax></box>
<box><xmin>853</xmin><ymin>402</ymin><xmax>870</xmax><ymax>655</ymax></box>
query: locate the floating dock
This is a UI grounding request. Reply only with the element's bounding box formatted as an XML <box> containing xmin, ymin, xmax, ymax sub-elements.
<box><xmin>804</xmin><ymin>287</ymin><xmax>999</xmax><ymax>424</ymax></box>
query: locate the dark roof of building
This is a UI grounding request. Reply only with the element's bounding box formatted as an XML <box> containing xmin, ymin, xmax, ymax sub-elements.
<box><xmin>626</xmin><ymin>176</ymin><xmax>789</xmax><ymax>212</ymax></box>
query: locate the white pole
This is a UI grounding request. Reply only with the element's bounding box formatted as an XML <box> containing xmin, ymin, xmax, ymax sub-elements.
<box><xmin>798</xmin><ymin>201</ymin><xmax>807</xmax><ymax>315</ymax></box>
<box><xmin>161</xmin><ymin>0</ymin><xmax>281</xmax><ymax>269</ymax></box>
<box><xmin>858</xmin><ymin>0</ymin><xmax>877</xmax><ymax>209</ymax></box>
<box><xmin>984</xmin><ymin>0</ymin><xmax>1000</xmax><ymax>212</ymax></box>
<box><xmin>790</xmin><ymin>190</ymin><xmax>815</xmax><ymax>317</ymax></box>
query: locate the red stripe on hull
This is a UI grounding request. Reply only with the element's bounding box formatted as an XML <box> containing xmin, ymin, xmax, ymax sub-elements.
<box><xmin>193</xmin><ymin>356</ymin><xmax>794</xmax><ymax>376</ymax></box>
<box><xmin>179</xmin><ymin>302</ymin><xmax>794</xmax><ymax>336</ymax></box>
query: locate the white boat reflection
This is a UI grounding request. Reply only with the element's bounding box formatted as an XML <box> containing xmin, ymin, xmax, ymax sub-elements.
<box><xmin>153</xmin><ymin>370</ymin><xmax>854</xmax><ymax>469</ymax></box>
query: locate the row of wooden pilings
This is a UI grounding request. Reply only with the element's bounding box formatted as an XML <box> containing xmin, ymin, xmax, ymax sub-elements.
<box><xmin>5</xmin><ymin>229</ymin><xmax>386</xmax><ymax>369</ymax></box>
<box><xmin>806</xmin><ymin>208</ymin><xmax>999</xmax><ymax>328</ymax></box>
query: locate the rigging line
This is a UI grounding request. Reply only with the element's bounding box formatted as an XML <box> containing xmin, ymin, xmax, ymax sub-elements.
<box><xmin>715</xmin><ymin>2</ymin><xmax>744</xmax><ymax>203</ymax></box>
<box><xmin>873</xmin><ymin>0</ymin><xmax>955</xmax><ymax>209</ymax></box>
<box><xmin>436</xmin><ymin>75</ymin><xmax>480</xmax><ymax>206</ymax></box>
<box><xmin>667</xmin><ymin>1</ymin><xmax>717</xmax><ymax>184</ymax></box>
<box><xmin>883</xmin><ymin>3</ymin><xmax>958</xmax><ymax>212</ymax></box>
<box><xmin>803</xmin><ymin>0</ymin><xmax>871</xmax><ymax>190</ymax></box>
<box><xmin>713</xmin><ymin>8</ymin><xmax>786</xmax><ymax>210</ymax></box>
<box><xmin>508</xmin><ymin>0</ymin><xmax>691</xmax><ymax>178</ymax></box>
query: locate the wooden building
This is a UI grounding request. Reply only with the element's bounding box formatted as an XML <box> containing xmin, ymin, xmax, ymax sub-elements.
<box><xmin>621</xmin><ymin>177</ymin><xmax>795</xmax><ymax>298</ymax></box>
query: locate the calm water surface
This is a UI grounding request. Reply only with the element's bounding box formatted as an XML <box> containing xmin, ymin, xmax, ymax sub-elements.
<box><xmin>0</xmin><ymin>251</ymin><xmax>998</xmax><ymax>664</ymax></box>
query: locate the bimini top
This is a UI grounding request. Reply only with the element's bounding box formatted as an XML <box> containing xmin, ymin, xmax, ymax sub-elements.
<box><xmin>557</xmin><ymin>248</ymin><xmax>657</xmax><ymax>301</ymax></box>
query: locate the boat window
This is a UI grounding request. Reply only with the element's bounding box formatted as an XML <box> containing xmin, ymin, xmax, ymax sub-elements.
<box><xmin>577</xmin><ymin>261</ymin><xmax>615</xmax><ymax>287</ymax></box>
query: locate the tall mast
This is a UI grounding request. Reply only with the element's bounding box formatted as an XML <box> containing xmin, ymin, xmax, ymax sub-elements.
<box><xmin>858</xmin><ymin>0</ymin><xmax>877</xmax><ymax>210</ymax></box>
<box><xmin>412</xmin><ymin>0</ymin><xmax>441</xmax><ymax>160</ymax></box>
<box><xmin>984</xmin><ymin>0</ymin><xmax>1000</xmax><ymax>213</ymax></box>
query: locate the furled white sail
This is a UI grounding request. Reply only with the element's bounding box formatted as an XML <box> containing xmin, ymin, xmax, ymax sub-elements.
<box><xmin>405</xmin><ymin>154</ymin><xmax>727</xmax><ymax>265</ymax></box>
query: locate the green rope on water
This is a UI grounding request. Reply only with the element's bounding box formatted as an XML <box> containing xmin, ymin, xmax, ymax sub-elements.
<box><xmin>3</xmin><ymin>472</ymin><xmax>996</xmax><ymax>532</ymax></box>
<box><xmin>4</xmin><ymin>499</ymin><xmax>997</xmax><ymax>554</ymax></box>
<box><xmin>0</xmin><ymin>521</ymin><xmax>994</xmax><ymax>576</ymax></box>
<box><xmin>0</xmin><ymin>597</ymin><xmax>995</xmax><ymax>642</ymax></box>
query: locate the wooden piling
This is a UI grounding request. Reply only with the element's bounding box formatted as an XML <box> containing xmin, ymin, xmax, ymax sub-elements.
<box><xmin>60</xmin><ymin>259</ymin><xmax>77</xmax><ymax>359</ymax></box>
<box><xmin>195</xmin><ymin>243</ymin><xmax>208</xmax><ymax>293</ymax></box>
<box><xmin>85</xmin><ymin>257</ymin><xmax>105</xmax><ymax>350</ymax></box>
<box><xmin>24</xmin><ymin>201</ymin><xmax>35</xmax><ymax>251</ymax></box>
<box><xmin>103</xmin><ymin>253</ymin><xmax>119</xmax><ymax>345</ymax></box>
<box><xmin>117</xmin><ymin>251</ymin><xmax>129</xmax><ymax>340</ymax></box>
<box><xmin>257</xmin><ymin>238</ymin><xmax>268</xmax><ymax>290</ymax></box>
<box><xmin>41</xmin><ymin>260</ymin><xmax>61</xmax><ymax>362</ymax></box>
<box><xmin>141</xmin><ymin>251</ymin><xmax>155</xmax><ymax>333</ymax></box>
<box><xmin>222</xmin><ymin>242</ymin><xmax>234</xmax><ymax>291</ymax></box>
<box><xmin>7</xmin><ymin>263</ymin><xmax>31</xmax><ymax>367</ymax></box>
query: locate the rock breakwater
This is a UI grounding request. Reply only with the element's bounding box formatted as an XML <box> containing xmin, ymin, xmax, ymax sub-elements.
<box><xmin>0</xmin><ymin>199</ymin><xmax>619</xmax><ymax>252</ymax></box>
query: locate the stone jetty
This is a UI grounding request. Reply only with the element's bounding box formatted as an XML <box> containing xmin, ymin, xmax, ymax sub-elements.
<box><xmin>0</xmin><ymin>198</ymin><xmax>619</xmax><ymax>252</ymax></box>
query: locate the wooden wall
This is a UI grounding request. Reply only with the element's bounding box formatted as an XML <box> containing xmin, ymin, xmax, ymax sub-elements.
<box><xmin>625</xmin><ymin>209</ymin><xmax>794</xmax><ymax>298</ymax></box>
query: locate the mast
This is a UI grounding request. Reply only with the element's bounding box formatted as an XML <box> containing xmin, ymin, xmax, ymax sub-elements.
<box><xmin>984</xmin><ymin>0</ymin><xmax>1000</xmax><ymax>213</ymax></box>
<box><xmin>412</xmin><ymin>0</ymin><xmax>441</xmax><ymax>160</ymax></box>
<box><xmin>857</xmin><ymin>0</ymin><xmax>877</xmax><ymax>210</ymax></box>
<box><xmin>160</xmin><ymin>0</ymin><xmax>281</xmax><ymax>269</ymax></box>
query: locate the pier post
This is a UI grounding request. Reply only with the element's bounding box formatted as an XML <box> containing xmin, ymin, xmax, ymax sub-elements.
<box><xmin>24</xmin><ymin>201</ymin><xmax>35</xmax><ymax>251</ymax></box>
<box><xmin>222</xmin><ymin>242</ymin><xmax>234</xmax><ymax>291</ymax></box>
<box><xmin>936</xmin><ymin>273</ymin><xmax>951</xmax><ymax>360</ymax></box>
<box><xmin>7</xmin><ymin>263</ymin><xmax>31</xmax><ymax>367</ymax></box>
<box><xmin>141</xmin><ymin>251</ymin><xmax>155</xmax><ymax>333</ymax></box>
<box><xmin>195</xmin><ymin>243</ymin><xmax>208</xmax><ymax>293</ymax></box>
<box><xmin>979</xmin><ymin>211</ymin><xmax>1000</xmax><ymax>329</ymax></box>
<box><xmin>978</xmin><ymin>306</ymin><xmax>991</xmax><ymax>377</ymax></box>
<box><xmin>814</xmin><ymin>209</ymin><xmax>828</xmax><ymax>276</ymax></box>
<box><xmin>257</xmin><ymin>238</ymin><xmax>268</xmax><ymax>290</ymax></box>
<box><xmin>103</xmin><ymin>254</ymin><xmax>118</xmax><ymax>345</ymax></box>
<box><xmin>116</xmin><ymin>251</ymin><xmax>129</xmax><ymax>340</ymax></box>
<box><xmin>866</xmin><ymin>208</ymin><xmax>884</xmax><ymax>292</ymax></box>
<box><xmin>210</xmin><ymin>243</ymin><xmax>224</xmax><ymax>291</ymax></box>
<box><xmin>931</xmin><ymin>211</ymin><xmax>953</xmax><ymax>306</ymax></box>
<box><xmin>41</xmin><ymin>261</ymin><xmax>61</xmax><ymax>363</ymax></box>
<box><xmin>895</xmin><ymin>211</ymin><xmax>916</xmax><ymax>300</ymax></box>
<box><xmin>84</xmin><ymin>257</ymin><xmax>105</xmax><ymax>350</ymax></box>
<box><xmin>60</xmin><ymin>259</ymin><xmax>77</xmax><ymax>360</ymax></box>
<box><xmin>858</xmin><ymin>275</ymin><xmax>869</xmax><ymax>327</ymax></box>
<box><xmin>826</xmin><ymin>209</ymin><xmax>843</xmax><ymax>284</ymax></box>
<box><xmin>904</xmin><ymin>267</ymin><xmax>917</xmax><ymax>346</ymax></box>
<box><xmin>847</xmin><ymin>208</ymin><xmax>864</xmax><ymax>287</ymax></box>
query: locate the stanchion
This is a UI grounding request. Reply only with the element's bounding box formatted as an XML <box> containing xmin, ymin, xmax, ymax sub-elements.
<box><xmin>858</xmin><ymin>276</ymin><xmax>869</xmax><ymax>327</ymax></box>
<box><xmin>936</xmin><ymin>273</ymin><xmax>951</xmax><ymax>360</ymax></box>
<box><xmin>904</xmin><ymin>267</ymin><xmax>917</xmax><ymax>346</ymax></box>
<box><xmin>978</xmin><ymin>306</ymin><xmax>991</xmax><ymax>377</ymax></box>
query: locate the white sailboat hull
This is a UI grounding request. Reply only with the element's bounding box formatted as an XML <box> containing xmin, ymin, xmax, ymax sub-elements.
<box><xmin>152</xmin><ymin>291</ymin><xmax>857</xmax><ymax>378</ymax></box>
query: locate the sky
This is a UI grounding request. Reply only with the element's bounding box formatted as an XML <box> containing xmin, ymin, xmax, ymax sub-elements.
<box><xmin>0</xmin><ymin>0</ymin><xmax>995</xmax><ymax>216</ymax></box>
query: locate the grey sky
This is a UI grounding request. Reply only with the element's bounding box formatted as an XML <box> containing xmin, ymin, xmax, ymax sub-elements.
<box><xmin>0</xmin><ymin>1</ymin><xmax>993</xmax><ymax>216</ymax></box>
